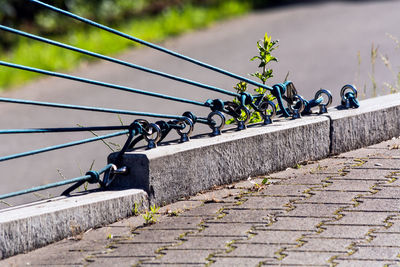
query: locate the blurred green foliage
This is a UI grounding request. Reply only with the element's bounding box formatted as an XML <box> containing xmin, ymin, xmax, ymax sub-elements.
<box><xmin>0</xmin><ymin>0</ymin><xmax>252</xmax><ymax>89</ymax></box>
<box><xmin>1</xmin><ymin>0</ymin><xmax>276</xmax><ymax>47</ymax></box>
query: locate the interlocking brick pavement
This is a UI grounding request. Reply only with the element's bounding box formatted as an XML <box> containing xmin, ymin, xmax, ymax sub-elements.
<box><xmin>2</xmin><ymin>138</ymin><xmax>400</xmax><ymax>266</ymax></box>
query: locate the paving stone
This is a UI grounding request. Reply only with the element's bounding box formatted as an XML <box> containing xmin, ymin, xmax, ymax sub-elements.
<box><xmin>333</xmin><ymin>259</ymin><xmax>397</xmax><ymax>267</ymax></box>
<box><xmin>345</xmin><ymin>198</ymin><xmax>400</xmax><ymax>212</ymax></box>
<box><xmin>278</xmin><ymin>174</ymin><xmax>335</xmax><ymax>186</ymax></box>
<box><xmin>269</xmin><ymin>158</ymin><xmax>349</xmax><ymax>178</ymax></box>
<box><xmin>1</xmin><ymin>238</ymin><xmax>110</xmax><ymax>266</ymax></box>
<box><xmin>328</xmin><ymin>211</ymin><xmax>391</xmax><ymax>226</ymax></box>
<box><xmin>284</xmin><ymin>203</ymin><xmax>346</xmax><ymax>218</ymax></box>
<box><xmin>336</xmin><ymin>147</ymin><xmax>386</xmax><ymax>158</ymax></box>
<box><xmin>367</xmin><ymin>187</ymin><xmax>400</xmax><ymax>198</ymax></box>
<box><xmin>278</xmin><ymin>251</ymin><xmax>336</xmax><ymax>265</ymax></box>
<box><xmin>236</xmin><ymin>230</ymin><xmax>302</xmax><ymax>245</ymax></box>
<box><xmin>205</xmin><ymin>209</ymin><xmax>274</xmax><ymax>224</ymax></box>
<box><xmin>368</xmin><ymin>138</ymin><xmax>400</xmax><ymax>149</ymax></box>
<box><xmin>217</xmin><ymin>243</ymin><xmax>283</xmax><ymax>258</ymax></box>
<box><xmin>88</xmin><ymin>255</ymin><xmax>152</xmax><ymax>267</ymax></box>
<box><xmin>267</xmin><ymin>216</ymin><xmax>323</xmax><ymax>231</ymax></box>
<box><xmin>315</xmin><ymin>225</ymin><xmax>375</xmax><ymax>239</ymax></box>
<box><xmin>223</xmin><ymin>196</ymin><xmax>293</xmax><ymax>210</ymax></box>
<box><xmin>329</xmin><ymin>177</ymin><xmax>391</xmax><ymax>182</ymax></box>
<box><xmin>385</xmin><ymin>219</ymin><xmax>400</xmax><ymax>232</ymax></box>
<box><xmin>189</xmin><ymin>188</ymin><xmax>244</xmax><ymax>202</ymax></box>
<box><xmin>93</xmin><ymin>242</ymin><xmax>165</xmax><ymax>258</ymax></box>
<box><xmin>304</xmin><ymin>190</ymin><xmax>363</xmax><ymax>204</ymax></box>
<box><xmin>175</xmin><ymin>236</ymin><xmax>241</xmax><ymax>250</ymax></box>
<box><xmin>289</xmin><ymin>238</ymin><xmax>352</xmax><ymax>253</ymax></box>
<box><xmin>321</xmin><ymin>179</ymin><xmax>377</xmax><ymax>191</ymax></box>
<box><xmin>211</xmin><ymin>256</ymin><xmax>273</xmax><ymax>267</ymax></box>
<box><xmin>139</xmin><ymin>216</ymin><xmax>203</xmax><ymax>231</ymax></box>
<box><xmin>234</xmin><ymin>177</ymin><xmax>271</xmax><ymax>189</ymax></box>
<box><xmin>193</xmin><ymin>222</ymin><xmax>251</xmax><ymax>237</ymax></box>
<box><xmin>337</xmin><ymin>168</ymin><xmax>392</xmax><ymax>179</ymax></box>
<box><xmin>258</xmin><ymin>184</ymin><xmax>312</xmax><ymax>197</ymax></box>
<box><xmin>179</xmin><ymin>202</ymin><xmax>226</xmax><ymax>217</ymax></box>
<box><xmin>339</xmin><ymin>246</ymin><xmax>400</xmax><ymax>261</ymax></box>
<box><xmin>354</xmin><ymin>158</ymin><xmax>400</xmax><ymax>170</ymax></box>
<box><xmin>365</xmin><ymin>232</ymin><xmax>400</xmax><ymax>247</ymax></box>
<box><xmin>122</xmin><ymin>229</ymin><xmax>187</xmax><ymax>243</ymax></box>
<box><xmin>141</xmin><ymin>248</ymin><xmax>214</xmax><ymax>265</ymax></box>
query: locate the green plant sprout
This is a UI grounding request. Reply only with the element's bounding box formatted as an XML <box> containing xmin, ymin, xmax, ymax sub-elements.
<box><xmin>132</xmin><ymin>202</ymin><xmax>140</xmax><ymax>216</ymax></box>
<box><xmin>142</xmin><ymin>204</ymin><xmax>160</xmax><ymax>225</ymax></box>
<box><xmin>228</xmin><ymin>32</ymin><xmax>278</xmax><ymax>125</ymax></box>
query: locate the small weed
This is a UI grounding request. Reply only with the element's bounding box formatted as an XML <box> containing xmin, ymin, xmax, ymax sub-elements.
<box><xmin>132</xmin><ymin>202</ymin><xmax>140</xmax><ymax>216</ymax></box>
<box><xmin>227</xmin><ymin>32</ymin><xmax>278</xmax><ymax>125</ymax></box>
<box><xmin>142</xmin><ymin>204</ymin><xmax>160</xmax><ymax>225</ymax></box>
<box><xmin>250</xmin><ymin>177</ymin><xmax>269</xmax><ymax>192</ymax></box>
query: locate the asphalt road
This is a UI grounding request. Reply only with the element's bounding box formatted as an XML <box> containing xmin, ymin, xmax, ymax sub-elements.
<box><xmin>1</xmin><ymin>0</ymin><xmax>399</xmax><ymax>206</ymax></box>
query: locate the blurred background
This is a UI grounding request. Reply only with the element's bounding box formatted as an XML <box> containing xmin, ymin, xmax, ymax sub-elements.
<box><xmin>0</xmin><ymin>0</ymin><xmax>399</xmax><ymax>207</ymax></box>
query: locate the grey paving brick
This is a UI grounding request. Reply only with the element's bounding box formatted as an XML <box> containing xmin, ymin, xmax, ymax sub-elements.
<box><xmin>333</xmin><ymin>259</ymin><xmax>396</xmax><ymax>267</ymax></box>
<box><xmin>141</xmin><ymin>248</ymin><xmax>213</xmax><ymax>265</ymax></box>
<box><xmin>368</xmin><ymin>187</ymin><xmax>400</xmax><ymax>198</ymax></box>
<box><xmin>327</xmin><ymin>212</ymin><xmax>391</xmax><ymax>226</ymax></box>
<box><xmin>337</xmin><ymin>168</ymin><xmax>393</xmax><ymax>179</ymax></box>
<box><xmin>193</xmin><ymin>222</ymin><xmax>251</xmax><ymax>237</ymax></box>
<box><xmin>284</xmin><ymin>203</ymin><xmax>347</xmax><ymax>218</ymax></box>
<box><xmin>93</xmin><ymin>242</ymin><xmax>165</xmax><ymax>258</ymax></box>
<box><xmin>205</xmin><ymin>209</ymin><xmax>274</xmax><ymax>224</ymax></box>
<box><xmin>211</xmin><ymin>256</ymin><xmax>273</xmax><ymax>267</ymax></box>
<box><xmin>139</xmin><ymin>216</ymin><xmax>203</xmax><ymax>231</ymax></box>
<box><xmin>336</xmin><ymin>148</ymin><xmax>385</xmax><ymax>159</ymax></box>
<box><xmin>190</xmin><ymin>189</ymin><xmax>244</xmax><ymax>202</ymax></box>
<box><xmin>180</xmin><ymin>202</ymin><xmax>226</xmax><ymax>217</ymax></box>
<box><xmin>88</xmin><ymin>255</ymin><xmax>152</xmax><ymax>267</ymax></box>
<box><xmin>289</xmin><ymin>238</ymin><xmax>352</xmax><ymax>253</ymax></box>
<box><xmin>278</xmin><ymin>174</ymin><xmax>335</xmax><ymax>186</ymax></box>
<box><xmin>385</xmin><ymin>220</ymin><xmax>400</xmax><ymax>232</ymax></box>
<box><xmin>305</xmin><ymin>190</ymin><xmax>364</xmax><ymax>204</ymax></box>
<box><xmin>338</xmin><ymin>246</ymin><xmax>400</xmax><ymax>261</ymax></box>
<box><xmin>121</xmin><ymin>229</ymin><xmax>187</xmax><ymax>243</ymax></box>
<box><xmin>365</xmin><ymin>232</ymin><xmax>400</xmax><ymax>247</ymax></box>
<box><xmin>175</xmin><ymin>236</ymin><xmax>241</xmax><ymax>250</ymax></box>
<box><xmin>236</xmin><ymin>230</ymin><xmax>302</xmax><ymax>245</ymax></box>
<box><xmin>345</xmin><ymin>198</ymin><xmax>400</xmax><ymax>212</ymax></box>
<box><xmin>368</xmin><ymin>138</ymin><xmax>400</xmax><ymax>149</ymax></box>
<box><xmin>355</xmin><ymin>158</ymin><xmax>400</xmax><ymax>170</ymax></box>
<box><xmin>223</xmin><ymin>196</ymin><xmax>293</xmax><ymax>210</ymax></box>
<box><xmin>279</xmin><ymin>251</ymin><xmax>336</xmax><ymax>265</ymax></box>
<box><xmin>216</xmin><ymin>243</ymin><xmax>283</xmax><ymax>258</ymax></box>
<box><xmin>258</xmin><ymin>184</ymin><xmax>314</xmax><ymax>197</ymax></box>
<box><xmin>267</xmin><ymin>216</ymin><xmax>323</xmax><ymax>231</ymax></box>
<box><xmin>315</xmin><ymin>225</ymin><xmax>374</xmax><ymax>239</ymax></box>
<box><xmin>321</xmin><ymin>179</ymin><xmax>377</xmax><ymax>191</ymax></box>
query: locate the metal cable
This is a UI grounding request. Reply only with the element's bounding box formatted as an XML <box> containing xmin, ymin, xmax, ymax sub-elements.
<box><xmin>29</xmin><ymin>0</ymin><xmax>274</xmax><ymax>92</ymax></box>
<box><xmin>0</xmin><ymin>25</ymin><xmax>238</xmax><ymax>97</ymax></box>
<box><xmin>0</xmin><ymin>61</ymin><xmax>208</xmax><ymax>107</ymax></box>
<box><xmin>0</xmin><ymin>97</ymin><xmax>185</xmax><ymax>120</ymax></box>
<box><xmin>0</xmin><ymin>130</ymin><xmax>129</xmax><ymax>163</ymax></box>
<box><xmin>0</xmin><ymin>164</ymin><xmax>113</xmax><ymax>200</ymax></box>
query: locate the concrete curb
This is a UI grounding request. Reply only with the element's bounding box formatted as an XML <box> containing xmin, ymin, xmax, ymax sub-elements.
<box><xmin>1</xmin><ymin>93</ymin><xmax>399</xmax><ymax>259</ymax></box>
<box><xmin>0</xmin><ymin>189</ymin><xmax>148</xmax><ymax>259</ymax></box>
<box><xmin>326</xmin><ymin>94</ymin><xmax>400</xmax><ymax>154</ymax></box>
<box><xmin>110</xmin><ymin>116</ymin><xmax>331</xmax><ymax>205</ymax></box>
<box><xmin>110</xmin><ymin>93</ymin><xmax>400</xmax><ymax>206</ymax></box>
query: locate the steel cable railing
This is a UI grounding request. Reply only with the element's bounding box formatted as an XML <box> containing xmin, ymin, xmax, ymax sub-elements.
<box><xmin>0</xmin><ymin>1</ymin><xmax>359</xmax><ymax>202</ymax></box>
